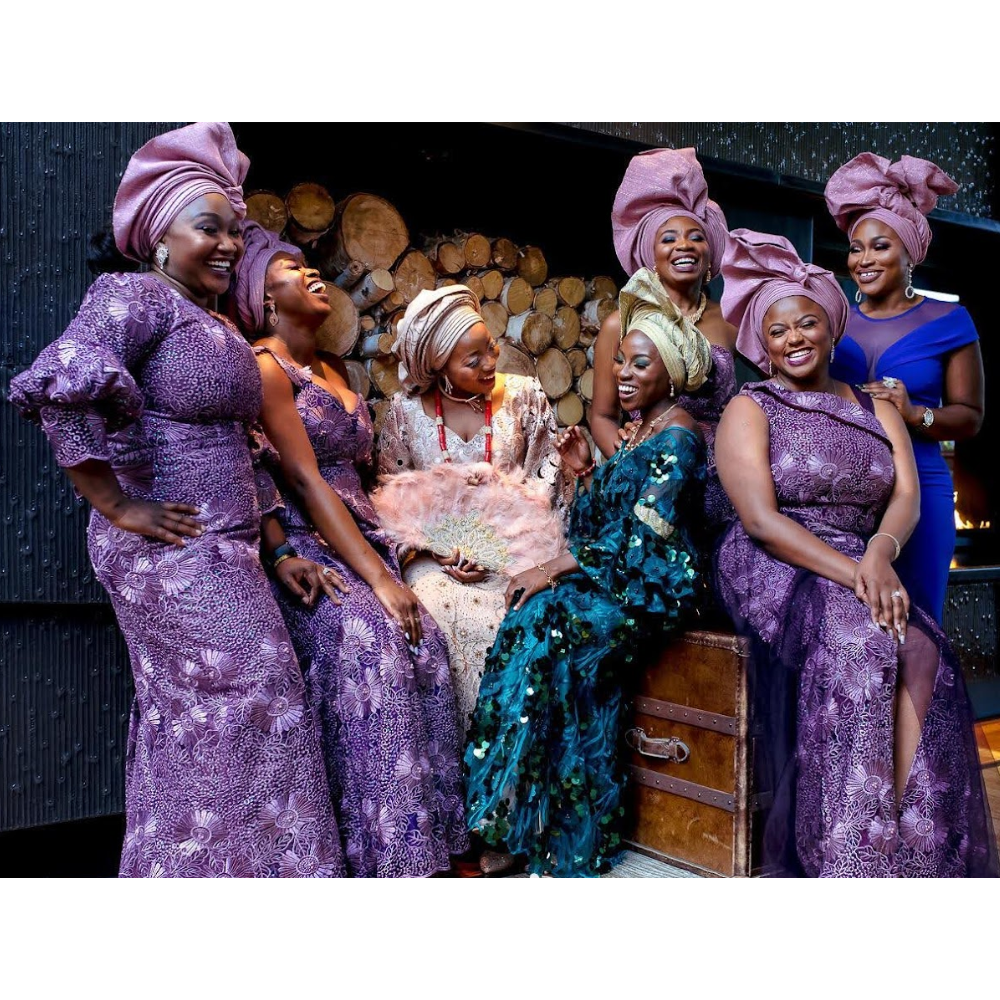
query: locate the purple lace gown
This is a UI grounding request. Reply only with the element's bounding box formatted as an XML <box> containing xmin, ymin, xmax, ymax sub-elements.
<box><xmin>714</xmin><ymin>381</ymin><xmax>996</xmax><ymax>877</ymax></box>
<box><xmin>255</xmin><ymin>348</ymin><xmax>468</xmax><ymax>877</ymax></box>
<box><xmin>9</xmin><ymin>273</ymin><xmax>344</xmax><ymax>878</ymax></box>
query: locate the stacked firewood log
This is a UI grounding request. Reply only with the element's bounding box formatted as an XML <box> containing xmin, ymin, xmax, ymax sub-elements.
<box><xmin>245</xmin><ymin>184</ymin><xmax>618</xmax><ymax>433</ymax></box>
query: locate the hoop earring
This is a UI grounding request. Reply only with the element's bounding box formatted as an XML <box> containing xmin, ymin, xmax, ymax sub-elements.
<box><xmin>154</xmin><ymin>243</ymin><xmax>169</xmax><ymax>269</ymax></box>
<box><xmin>904</xmin><ymin>265</ymin><xmax>915</xmax><ymax>300</ymax></box>
<box><xmin>267</xmin><ymin>303</ymin><xmax>279</xmax><ymax>328</ymax></box>
<box><xmin>854</xmin><ymin>288</ymin><xmax>863</xmax><ymax>304</ymax></box>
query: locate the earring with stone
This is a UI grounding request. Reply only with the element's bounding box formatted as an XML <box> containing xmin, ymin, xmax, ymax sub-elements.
<box><xmin>154</xmin><ymin>243</ymin><xmax>169</xmax><ymax>269</ymax></box>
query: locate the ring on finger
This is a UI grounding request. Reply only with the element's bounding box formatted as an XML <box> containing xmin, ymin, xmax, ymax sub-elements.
<box><xmin>882</xmin><ymin>376</ymin><xmax>898</xmax><ymax>389</ymax></box>
<box><xmin>891</xmin><ymin>589</ymin><xmax>902</xmax><ymax>600</ymax></box>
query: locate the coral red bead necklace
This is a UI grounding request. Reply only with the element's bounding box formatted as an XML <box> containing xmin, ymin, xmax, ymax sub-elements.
<box><xmin>434</xmin><ymin>385</ymin><xmax>492</xmax><ymax>463</ymax></box>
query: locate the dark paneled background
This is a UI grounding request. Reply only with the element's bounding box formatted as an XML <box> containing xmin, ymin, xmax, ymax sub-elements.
<box><xmin>2</xmin><ymin>122</ymin><xmax>998</xmax><ymax>840</ymax></box>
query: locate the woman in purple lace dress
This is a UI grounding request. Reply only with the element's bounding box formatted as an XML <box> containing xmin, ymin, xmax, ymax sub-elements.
<box><xmin>232</xmin><ymin>224</ymin><xmax>468</xmax><ymax>877</ymax></box>
<box><xmin>714</xmin><ymin>229</ymin><xmax>995</xmax><ymax>877</ymax></box>
<box><xmin>8</xmin><ymin>124</ymin><xmax>344</xmax><ymax>877</ymax></box>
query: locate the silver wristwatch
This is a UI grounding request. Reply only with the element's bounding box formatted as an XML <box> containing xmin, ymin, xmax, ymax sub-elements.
<box><xmin>921</xmin><ymin>407</ymin><xmax>935</xmax><ymax>428</ymax></box>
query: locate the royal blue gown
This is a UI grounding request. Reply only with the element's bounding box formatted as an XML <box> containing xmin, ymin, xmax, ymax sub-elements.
<box><xmin>831</xmin><ymin>299</ymin><xmax>979</xmax><ymax>622</ymax></box>
<box><xmin>464</xmin><ymin>427</ymin><xmax>704</xmax><ymax>877</ymax></box>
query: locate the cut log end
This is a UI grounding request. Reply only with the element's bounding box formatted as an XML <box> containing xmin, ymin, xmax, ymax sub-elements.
<box><xmin>535</xmin><ymin>347</ymin><xmax>573</xmax><ymax>399</ymax></box>
<box><xmin>245</xmin><ymin>191</ymin><xmax>287</xmax><ymax>233</ymax></box>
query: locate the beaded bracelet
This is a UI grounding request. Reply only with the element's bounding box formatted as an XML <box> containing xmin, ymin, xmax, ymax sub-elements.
<box><xmin>268</xmin><ymin>542</ymin><xmax>298</xmax><ymax>569</ymax></box>
<box><xmin>866</xmin><ymin>532</ymin><xmax>901</xmax><ymax>561</ymax></box>
<box><xmin>536</xmin><ymin>562</ymin><xmax>558</xmax><ymax>592</ymax></box>
<box><xmin>573</xmin><ymin>460</ymin><xmax>597</xmax><ymax>479</ymax></box>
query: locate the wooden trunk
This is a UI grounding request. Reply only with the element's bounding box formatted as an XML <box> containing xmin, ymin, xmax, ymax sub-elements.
<box><xmin>548</xmin><ymin>276</ymin><xmax>586</xmax><ymax>308</ymax></box>
<box><xmin>566</xmin><ymin>348</ymin><xmax>588</xmax><ymax>378</ymax></box>
<box><xmin>458</xmin><ymin>233</ymin><xmax>492</xmax><ymax>268</ymax></box>
<box><xmin>552</xmin><ymin>305</ymin><xmax>580</xmax><ymax>350</ymax></box>
<box><xmin>506</xmin><ymin>310</ymin><xmax>552</xmax><ymax>356</ymax></box>
<box><xmin>464</xmin><ymin>274</ymin><xmax>485</xmax><ymax>302</ymax></box>
<box><xmin>490</xmin><ymin>237</ymin><xmax>518</xmax><ymax>272</ymax></box>
<box><xmin>581</xmin><ymin>297</ymin><xmax>618</xmax><ymax>332</ymax></box>
<box><xmin>285</xmin><ymin>182</ymin><xmax>336</xmax><ymax>245</ymax></box>
<box><xmin>478</xmin><ymin>269</ymin><xmax>504</xmax><ymax>301</ymax></box>
<box><xmin>500</xmin><ymin>275</ymin><xmax>533</xmax><ymax>316</ymax></box>
<box><xmin>427</xmin><ymin>239</ymin><xmax>466</xmax><ymax>275</ymax></box>
<box><xmin>318</xmin><ymin>193</ymin><xmax>409</xmax><ymax>274</ymax></box>
<box><xmin>331</xmin><ymin>259</ymin><xmax>365</xmax><ymax>289</ymax></box>
<box><xmin>349</xmin><ymin>268</ymin><xmax>394</xmax><ymax>311</ymax></box>
<box><xmin>367</xmin><ymin>355</ymin><xmax>403</xmax><ymax>397</ymax></box>
<box><xmin>496</xmin><ymin>340</ymin><xmax>536</xmax><ymax>379</ymax></box>
<box><xmin>534</xmin><ymin>346</ymin><xmax>572</xmax><ymax>399</ymax></box>
<box><xmin>392</xmin><ymin>249</ymin><xmax>435</xmax><ymax>303</ymax></box>
<box><xmin>532</xmin><ymin>286</ymin><xmax>558</xmax><ymax>318</ymax></box>
<box><xmin>342</xmin><ymin>359</ymin><xmax>371</xmax><ymax>399</ymax></box>
<box><xmin>244</xmin><ymin>191</ymin><xmax>287</xmax><ymax>233</ymax></box>
<box><xmin>516</xmin><ymin>245</ymin><xmax>548</xmax><ymax>286</ymax></box>
<box><xmin>624</xmin><ymin>629</ymin><xmax>760</xmax><ymax>878</ymax></box>
<box><xmin>314</xmin><ymin>282</ymin><xmax>359</xmax><ymax>357</ymax></box>
<box><xmin>586</xmin><ymin>275</ymin><xmax>618</xmax><ymax>301</ymax></box>
<box><xmin>481</xmin><ymin>300</ymin><xmax>509</xmax><ymax>340</ymax></box>
<box><xmin>554</xmin><ymin>390</ymin><xmax>584</xmax><ymax>427</ymax></box>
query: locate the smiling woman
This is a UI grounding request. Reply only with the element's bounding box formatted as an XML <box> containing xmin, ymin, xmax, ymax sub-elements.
<box><xmin>825</xmin><ymin>153</ymin><xmax>985</xmax><ymax>622</ymax></box>
<box><xmin>8</xmin><ymin>123</ymin><xmax>345</xmax><ymax>878</ymax></box>
<box><xmin>232</xmin><ymin>224</ymin><xmax>469</xmax><ymax>877</ymax></box>
<box><xmin>713</xmin><ymin>228</ymin><xmax>996</xmax><ymax>877</ymax></box>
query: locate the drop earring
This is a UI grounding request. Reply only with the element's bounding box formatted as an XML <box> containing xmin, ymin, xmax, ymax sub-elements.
<box><xmin>830</xmin><ymin>342</ymin><xmax>836</xmax><ymax>363</ymax></box>
<box><xmin>154</xmin><ymin>243</ymin><xmax>169</xmax><ymax>269</ymax></box>
<box><xmin>669</xmin><ymin>377</ymin><xmax>676</xmax><ymax>398</ymax></box>
<box><xmin>768</xmin><ymin>358</ymin><xmax>774</xmax><ymax>377</ymax></box>
<box><xmin>268</xmin><ymin>303</ymin><xmax>279</xmax><ymax>328</ymax></box>
<box><xmin>904</xmin><ymin>265</ymin><xmax>915</xmax><ymax>300</ymax></box>
<box><xmin>440</xmin><ymin>374</ymin><xmax>454</xmax><ymax>394</ymax></box>
<box><xmin>704</xmin><ymin>266</ymin><xmax>712</xmax><ymax>284</ymax></box>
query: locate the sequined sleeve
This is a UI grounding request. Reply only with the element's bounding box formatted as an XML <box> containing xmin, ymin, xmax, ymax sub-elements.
<box><xmin>569</xmin><ymin>427</ymin><xmax>704</xmax><ymax>619</ymax></box>
<box><xmin>376</xmin><ymin>393</ymin><xmax>415</xmax><ymax>478</ymax></box>
<box><xmin>8</xmin><ymin>272</ymin><xmax>174</xmax><ymax>468</ymax></box>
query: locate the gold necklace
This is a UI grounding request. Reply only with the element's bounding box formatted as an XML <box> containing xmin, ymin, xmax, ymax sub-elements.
<box><xmin>626</xmin><ymin>404</ymin><xmax>678</xmax><ymax>451</ymax></box>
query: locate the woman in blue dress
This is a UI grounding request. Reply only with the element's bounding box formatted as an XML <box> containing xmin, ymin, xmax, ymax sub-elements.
<box><xmin>825</xmin><ymin>153</ymin><xmax>985</xmax><ymax>622</ymax></box>
<box><xmin>464</xmin><ymin>268</ymin><xmax>708</xmax><ymax>877</ymax></box>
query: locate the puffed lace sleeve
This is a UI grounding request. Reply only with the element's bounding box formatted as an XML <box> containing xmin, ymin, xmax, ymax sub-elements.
<box><xmin>8</xmin><ymin>273</ymin><xmax>175</xmax><ymax>468</ymax></box>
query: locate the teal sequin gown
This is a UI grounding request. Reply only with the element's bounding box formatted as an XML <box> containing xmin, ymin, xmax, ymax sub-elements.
<box><xmin>464</xmin><ymin>426</ymin><xmax>705</xmax><ymax>876</ymax></box>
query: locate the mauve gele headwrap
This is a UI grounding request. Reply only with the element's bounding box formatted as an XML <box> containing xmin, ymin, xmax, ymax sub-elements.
<box><xmin>393</xmin><ymin>285</ymin><xmax>483</xmax><ymax>395</ymax></box>
<box><xmin>720</xmin><ymin>228</ymin><xmax>849</xmax><ymax>371</ymax></box>
<box><xmin>612</xmin><ymin>147</ymin><xmax>728</xmax><ymax>278</ymax></box>
<box><xmin>824</xmin><ymin>152</ymin><xmax>957</xmax><ymax>265</ymax></box>
<box><xmin>231</xmin><ymin>222</ymin><xmax>301</xmax><ymax>335</ymax></box>
<box><xmin>113</xmin><ymin>122</ymin><xmax>250</xmax><ymax>262</ymax></box>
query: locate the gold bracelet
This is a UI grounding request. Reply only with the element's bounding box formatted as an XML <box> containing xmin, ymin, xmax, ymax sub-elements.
<box><xmin>272</xmin><ymin>553</ymin><xmax>295</xmax><ymax>570</ymax></box>
<box><xmin>536</xmin><ymin>562</ymin><xmax>558</xmax><ymax>592</ymax></box>
<box><xmin>866</xmin><ymin>531</ymin><xmax>901</xmax><ymax>561</ymax></box>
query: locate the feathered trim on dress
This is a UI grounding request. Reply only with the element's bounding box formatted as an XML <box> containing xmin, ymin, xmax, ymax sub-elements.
<box><xmin>370</xmin><ymin>462</ymin><xmax>567</xmax><ymax>576</ymax></box>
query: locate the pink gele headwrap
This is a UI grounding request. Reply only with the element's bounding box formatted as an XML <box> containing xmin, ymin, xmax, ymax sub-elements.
<box><xmin>113</xmin><ymin>122</ymin><xmax>250</xmax><ymax>262</ymax></box>
<box><xmin>231</xmin><ymin>222</ymin><xmax>301</xmax><ymax>335</ymax></box>
<box><xmin>612</xmin><ymin>147</ymin><xmax>728</xmax><ymax>278</ymax></box>
<box><xmin>824</xmin><ymin>152</ymin><xmax>957</xmax><ymax>265</ymax></box>
<box><xmin>720</xmin><ymin>228</ymin><xmax>849</xmax><ymax>371</ymax></box>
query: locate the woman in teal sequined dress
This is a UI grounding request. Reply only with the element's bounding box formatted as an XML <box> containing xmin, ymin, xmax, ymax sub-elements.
<box><xmin>464</xmin><ymin>268</ymin><xmax>710</xmax><ymax>876</ymax></box>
